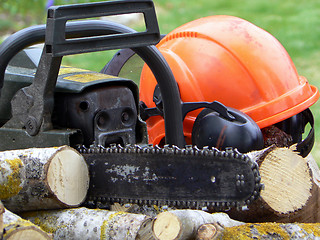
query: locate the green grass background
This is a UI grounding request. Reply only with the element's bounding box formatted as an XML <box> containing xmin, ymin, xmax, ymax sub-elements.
<box><xmin>1</xmin><ymin>0</ymin><xmax>320</xmax><ymax>161</ymax></box>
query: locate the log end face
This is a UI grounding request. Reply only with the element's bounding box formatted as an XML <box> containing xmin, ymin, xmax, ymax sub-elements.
<box><xmin>4</xmin><ymin>226</ymin><xmax>51</xmax><ymax>240</ymax></box>
<box><xmin>260</xmin><ymin>148</ymin><xmax>312</xmax><ymax>214</ymax></box>
<box><xmin>196</xmin><ymin>223</ymin><xmax>218</xmax><ymax>240</ymax></box>
<box><xmin>153</xmin><ymin>212</ymin><xmax>181</xmax><ymax>240</ymax></box>
<box><xmin>47</xmin><ymin>147</ymin><xmax>89</xmax><ymax>207</ymax></box>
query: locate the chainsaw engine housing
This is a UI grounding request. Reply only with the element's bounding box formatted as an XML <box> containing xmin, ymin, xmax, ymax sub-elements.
<box><xmin>0</xmin><ymin>47</ymin><xmax>147</xmax><ymax>149</ymax></box>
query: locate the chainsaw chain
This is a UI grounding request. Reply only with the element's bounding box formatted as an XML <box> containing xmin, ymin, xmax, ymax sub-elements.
<box><xmin>78</xmin><ymin>144</ymin><xmax>262</xmax><ymax>210</ymax></box>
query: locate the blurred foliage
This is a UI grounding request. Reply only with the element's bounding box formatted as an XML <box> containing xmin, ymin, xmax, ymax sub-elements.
<box><xmin>0</xmin><ymin>0</ymin><xmax>106</xmax><ymax>32</ymax></box>
<box><xmin>1</xmin><ymin>0</ymin><xmax>97</xmax><ymax>16</ymax></box>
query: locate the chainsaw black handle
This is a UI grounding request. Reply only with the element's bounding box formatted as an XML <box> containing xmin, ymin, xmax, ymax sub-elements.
<box><xmin>45</xmin><ymin>0</ymin><xmax>160</xmax><ymax>56</ymax></box>
<box><xmin>0</xmin><ymin>20</ymin><xmax>185</xmax><ymax>147</ymax></box>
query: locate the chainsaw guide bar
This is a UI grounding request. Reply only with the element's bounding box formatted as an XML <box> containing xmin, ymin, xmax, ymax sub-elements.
<box><xmin>80</xmin><ymin>144</ymin><xmax>262</xmax><ymax>210</ymax></box>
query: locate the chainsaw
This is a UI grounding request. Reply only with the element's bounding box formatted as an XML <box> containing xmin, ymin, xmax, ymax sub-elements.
<box><xmin>0</xmin><ymin>0</ymin><xmax>262</xmax><ymax>210</ymax></box>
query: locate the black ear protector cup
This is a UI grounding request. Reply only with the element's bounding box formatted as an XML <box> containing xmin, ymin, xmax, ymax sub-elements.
<box><xmin>192</xmin><ymin>107</ymin><xmax>264</xmax><ymax>153</ymax></box>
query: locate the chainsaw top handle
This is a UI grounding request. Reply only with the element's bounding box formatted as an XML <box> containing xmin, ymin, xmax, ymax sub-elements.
<box><xmin>0</xmin><ymin>0</ymin><xmax>185</xmax><ymax>147</ymax></box>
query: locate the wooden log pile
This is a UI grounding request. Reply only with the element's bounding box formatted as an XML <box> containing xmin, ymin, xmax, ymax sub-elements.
<box><xmin>1</xmin><ymin>145</ymin><xmax>320</xmax><ymax>239</ymax></box>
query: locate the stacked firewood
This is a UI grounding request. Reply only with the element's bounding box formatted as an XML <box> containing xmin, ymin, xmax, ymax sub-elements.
<box><xmin>1</xmin><ymin>145</ymin><xmax>320</xmax><ymax>239</ymax></box>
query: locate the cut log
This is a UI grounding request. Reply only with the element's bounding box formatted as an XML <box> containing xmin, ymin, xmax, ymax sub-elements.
<box><xmin>135</xmin><ymin>217</ymin><xmax>154</xmax><ymax>240</ymax></box>
<box><xmin>0</xmin><ymin>146</ymin><xmax>89</xmax><ymax>212</ymax></box>
<box><xmin>212</xmin><ymin>222</ymin><xmax>320</xmax><ymax>240</ymax></box>
<box><xmin>196</xmin><ymin>223</ymin><xmax>223</xmax><ymax>240</ymax></box>
<box><xmin>228</xmin><ymin>147</ymin><xmax>319</xmax><ymax>223</ymax></box>
<box><xmin>21</xmin><ymin>207</ymin><xmax>151</xmax><ymax>240</ymax></box>
<box><xmin>0</xmin><ymin>201</ymin><xmax>4</xmax><ymax>239</ymax></box>
<box><xmin>3</xmin><ymin>208</ymin><xmax>51</xmax><ymax>240</ymax></box>
<box><xmin>152</xmin><ymin>210</ymin><xmax>243</xmax><ymax>240</ymax></box>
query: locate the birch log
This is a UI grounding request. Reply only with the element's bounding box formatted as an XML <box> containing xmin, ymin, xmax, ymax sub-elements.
<box><xmin>228</xmin><ymin>147</ymin><xmax>319</xmax><ymax>223</ymax></box>
<box><xmin>135</xmin><ymin>217</ymin><xmax>154</xmax><ymax>240</ymax></box>
<box><xmin>209</xmin><ymin>222</ymin><xmax>320</xmax><ymax>240</ymax></box>
<box><xmin>0</xmin><ymin>146</ymin><xmax>89</xmax><ymax>212</ymax></box>
<box><xmin>3</xmin><ymin>208</ymin><xmax>51</xmax><ymax>240</ymax></box>
<box><xmin>0</xmin><ymin>201</ymin><xmax>4</xmax><ymax>239</ymax></box>
<box><xmin>152</xmin><ymin>210</ymin><xmax>243</xmax><ymax>240</ymax></box>
<box><xmin>21</xmin><ymin>207</ymin><xmax>151</xmax><ymax>240</ymax></box>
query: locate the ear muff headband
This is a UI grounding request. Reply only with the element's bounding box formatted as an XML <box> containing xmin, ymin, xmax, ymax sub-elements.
<box><xmin>295</xmin><ymin>108</ymin><xmax>314</xmax><ymax>158</ymax></box>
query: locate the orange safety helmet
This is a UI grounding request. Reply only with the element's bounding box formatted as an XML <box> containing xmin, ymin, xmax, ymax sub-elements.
<box><xmin>139</xmin><ymin>15</ymin><xmax>319</xmax><ymax>153</ymax></box>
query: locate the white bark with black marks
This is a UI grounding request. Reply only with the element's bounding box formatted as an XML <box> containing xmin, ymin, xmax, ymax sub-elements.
<box><xmin>22</xmin><ymin>207</ymin><xmax>151</xmax><ymax>240</ymax></box>
<box><xmin>209</xmin><ymin>222</ymin><xmax>320</xmax><ymax>240</ymax></box>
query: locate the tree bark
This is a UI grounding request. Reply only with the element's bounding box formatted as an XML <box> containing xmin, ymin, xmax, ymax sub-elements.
<box><xmin>210</xmin><ymin>222</ymin><xmax>320</xmax><ymax>240</ymax></box>
<box><xmin>135</xmin><ymin>217</ymin><xmax>154</xmax><ymax>240</ymax></box>
<box><xmin>21</xmin><ymin>207</ymin><xmax>151</xmax><ymax>240</ymax></box>
<box><xmin>228</xmin><ymin>147</ymin><xmax>319</xmax><ymax>223</ymax></box>
<box><xmin>0</xmin><ymin>146</ymin><xmax>89</xmax><ymax>212</ymax></box>
<box><xmin>152</xmin><ymin>210</ymin><xmax>243</xmax><ymax>240</ymax></box>
<box><xmin>0</xmin><ymin>201</ymin><xmax>4</xmax><ymax>239</ymax></box>
<box><xmin>3</xmin><ymin>208</ymin><xmax>51</xmax><ymax>240</ymax></box>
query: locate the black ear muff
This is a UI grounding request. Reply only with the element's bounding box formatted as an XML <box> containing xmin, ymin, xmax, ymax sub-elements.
<box><xmin>192</xmin><ymin>107</ymin><xmax>264</xmax><ymax>153</ymax></box>
<box><xmin>140</xmin><ymin>95</ymin><xmax>265</xmax><ymax>153</ymax></box>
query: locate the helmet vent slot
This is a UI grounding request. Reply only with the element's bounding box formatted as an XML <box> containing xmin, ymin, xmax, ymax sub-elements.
<box><xmin>165</xmin><ymin>31</ymin><xmax>198</xmax><ymax>41</ymax></box>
